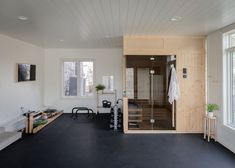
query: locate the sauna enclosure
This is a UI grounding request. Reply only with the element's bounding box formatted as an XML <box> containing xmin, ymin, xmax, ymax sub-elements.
<box><xmin>123</xmin><ymin>36</ymin><xmax>206</xmax><ymax>133</ymax></box>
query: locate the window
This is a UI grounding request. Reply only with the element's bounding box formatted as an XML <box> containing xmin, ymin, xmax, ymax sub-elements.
<box><xmin>230</xmin><ymin>33</ymin><xmax>235</xmax><ymax>47</ymax></box>
<box><xmin>224</xmin><ymin>31</ymin><xmax>235</xmax><ymax>128</ymax></box>
<box><xmin>62</xmin><ymin>60</ymin><xmax>94</xmax><ymax>97</ymax></box>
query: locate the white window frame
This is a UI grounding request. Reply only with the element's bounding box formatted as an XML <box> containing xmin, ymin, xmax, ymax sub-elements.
<box><xmin>61</xmin><ymin>58</ymin><xmax>95</xmax><ymax>99</ymax></box>
<box><xmin>223</xmin><ymin>30</ymin><xmax>235</xmax><ymax>129</ymax></box>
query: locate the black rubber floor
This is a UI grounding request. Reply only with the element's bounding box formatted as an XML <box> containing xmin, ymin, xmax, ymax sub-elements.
<box><xmin>0</xmin><ymin>114</ymin><xmax>235</xmax><ymax>168</ymax></box>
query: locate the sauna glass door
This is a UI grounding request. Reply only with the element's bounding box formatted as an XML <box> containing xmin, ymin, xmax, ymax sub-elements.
<box><xmin>126</xmin><ymin>55</ymin><xmax>175</xmax><ymax>131</ymax></box>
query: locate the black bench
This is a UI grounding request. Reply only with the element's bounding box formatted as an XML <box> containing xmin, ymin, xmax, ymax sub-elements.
<box><xmin>71</xmin><ymin>107</ymin><xmax>94</xmax><ymax>119</ymax></box>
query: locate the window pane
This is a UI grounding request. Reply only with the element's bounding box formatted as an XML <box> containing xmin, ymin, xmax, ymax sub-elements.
<box><xmin>232</xmin><ymin>52</ymin><xmax>235</xmax><ymax>125</ymax></box>
<box><xmin>230</xmin><ymin>34</ymin><xmax>235</xmax><ymax>47</ymax></box>
<box><xmin>80</xmin><ymin>61</ymin><xmax>93</xmax><ymax>96</ymax></box>
<box><xmin>63</xmin><ymin>61</ymin><xmax>77</xmax><ymax>96</ymax></box>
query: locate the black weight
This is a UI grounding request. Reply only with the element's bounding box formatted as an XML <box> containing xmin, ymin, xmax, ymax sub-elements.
<box><xmin>110</xmin><ymin>119</ymin><xmax>114</xmax><ymax>124</ymax></box>
<box><xmin>117</xmin><ymin>115</ymin><xmax>122</xmax><ymax>119</ymax></box>
<box><xmin>110</xmin><ymin>107</ymin><xmax>114</xmax><ymax>112</ymax></box>
<box><xmin>106</xmin><ymin>101</ymin><xmax>111</xmax><ymax>108</ymax></box>
<box><xmin>117</xmin><ymin>119</ymin><xmax>122</xmax><ymax>123</ymax></box>
<box><xmin>102</xmin><ymin>100</ymin><xmax>108</xmax><ymax>107</ymax></box>
<box><xmin>117</xmin><ymin>123</ymin><xmax>122</xmax><ymax>129</ymax></box>
<box><xmin>110</xmin><ymin>107</ymin><xmax>114</xmax><ymax>118</ymax></box>
<box><xmin>110</xmin><ymin>124</ymin><xmax>114</xmax><ymax>128</ymax></box>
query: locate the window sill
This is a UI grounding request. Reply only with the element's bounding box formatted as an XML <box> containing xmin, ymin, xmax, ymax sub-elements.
<box><xmin>61</xmin><ymin>96</ymin><xmax>95</xmax><ymax>99</ymax></box>
<box><xmin>223</xmin><ymin>124</ymin><xmax>235</xmax><ymax>135</ymax></box>
<box><xmin>225</xmin><ymin>124</ymin><xmax>235</xmax><ymax>130</ymax></box>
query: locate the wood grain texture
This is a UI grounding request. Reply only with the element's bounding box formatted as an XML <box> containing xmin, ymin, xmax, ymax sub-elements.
<box><xmin>123</xmin><ymin>97</ymin><xmax>128</xmax><ymax>133</ymax></box>
<box><xmin>123</xmin><ymin>36</ymin><xmax>205</xmax><ymax>133</ymax></box>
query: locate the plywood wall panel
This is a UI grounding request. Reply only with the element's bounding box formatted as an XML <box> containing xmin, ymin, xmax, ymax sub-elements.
<box><xmin>164</xmin><ymin>38</ymin><xmax>204</xmax><ymax>50</ymax></box>
<box><xmin>176</xmin><ymin>49</ymin><xmax>205</xmax><ymax>133</ymax></box>
<box><xmin>123</xmin><ymin>49</ymin><xmax>178</xmax><ymax>56</ymax></box>
<box><xmin>125</xmin><ymin>38</ymin><xmax>164</xmax><ymax>50</ymax></box>
<box><xmin>124</xmin><ymin>36</ymin><xmax>205</xmax><ymax>133</ymax></box>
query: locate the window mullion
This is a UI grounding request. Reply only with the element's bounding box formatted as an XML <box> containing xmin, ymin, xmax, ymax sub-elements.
<box><xmin>229</xmin><ymin>52</ymin><xmax>232</xmax><ymax>125</ymax></box>
<box><xmin>227</xmin><ymin>51</ymin><xmax>230</xmax><ymax>125</ymax></box>
<box><xmin>232</xmin><ymin>52</ymin><xmax>235</xmax><ymax>125</ymax></box>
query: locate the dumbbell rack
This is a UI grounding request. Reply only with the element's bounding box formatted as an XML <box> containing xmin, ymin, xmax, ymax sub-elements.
<box><xmin>110</xmin><ymin>99</ymin><xmax>123</xmax><ymax>130</ymax></box>
<box><xmin>96</xmin><ymin>90</ymin><xmax>116</xmax><ymax>114</ymax></box>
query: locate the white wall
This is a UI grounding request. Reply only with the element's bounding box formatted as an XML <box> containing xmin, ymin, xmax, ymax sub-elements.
<box><xmin>207</xmin><ymin>23</ymin><xmax>235</xmax><ymax>153</ymax></box>
<box><xmin>44</xmin><ymin>49</ymin><xmax>123</xmax><ymax>112</ymax></box>
<box><xmin>0</xmin><ymin>34</ymin><xmax>44</xmax><ymax>124</ymax></box>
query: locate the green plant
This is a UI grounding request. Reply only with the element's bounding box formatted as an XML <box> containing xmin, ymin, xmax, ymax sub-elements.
<box><xmin>207</xmin><ymin>104</ymin><xmax>219</xmax><ymax>112</ymax></box>
<box><xmin>95</xmin><ymin>84</ymin><xmax>105</xmax><ymax>92</ymax></box>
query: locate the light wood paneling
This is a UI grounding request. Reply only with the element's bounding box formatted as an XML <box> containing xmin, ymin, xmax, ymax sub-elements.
<box><xmin>123</xmin><ymin>97</ymin><xmax>128</xmax><ymax>133</ymax></box>
<box><xmin>123</xmin><ymin>36</ymin><xmax>205</xmax><ymax>133</ymax></box>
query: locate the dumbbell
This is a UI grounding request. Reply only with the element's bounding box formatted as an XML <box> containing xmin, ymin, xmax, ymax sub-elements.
<box><xmin>110</xmin><ymin>118</ymin><xmax>118</xmax><ymax>123</ymax></box>
<box><xmin>110</xmin><ymin>107</ymin><xmax>114</xmax><ymax>112</ymax></box>
<box><xmin>117</xmin><ymin>123</ymin><xmax>122</xmax><ymax>129</ymax></box>
<box><xmin>116</xmin><ymin>119</ymin><xmax>121</xmax><ymax>123</ymax></box>
<box><xmin>106</xmin><ymin>101</ymin><xmax>111</xmax><ymax>108</ymax></box>
<box><xmin>118</xmin><ymin>115</ymin><xmax>122</xmax><ymax>119</ymax></box>
<box><xmin>110</xmin><ymin>112</ymin><xmax>114</xmax><ymax>117</ymax></box>
<box><xmin>110</xmin><ymin>124</ymin><xmax>117</xmax><ymax>129</ymax></box>
<box><xmin>102</xmin><ymin>100</ymin><xmax>108</xmax><ymax>107</ymax></box>
<box><xmin>117</xmin><ymin>120</ymin><xmax>122</xmax><ymax>124</ymax></box>
<box><xmin>110</xmin><ymin>108</ymin><xmax>114</xmax><ymax>117</ymax></box>
<box><xmin>110</xmin><ymin>124</ymin><xmax>114</xmax><ymax>129</ymax></box>
<box><xmin>117</xmin><ymin>109</ymin><xmax>122</xmax><ymax>114</ymax></box>
<box><xmin>118</xmin><ymin>111</ymin><xmax>122</xmax><ymax>114</ymax></box>
<box><xmin>110</xmin><ymin>119</ymin><xmax>114</xmax><ymax>124</ymax></box>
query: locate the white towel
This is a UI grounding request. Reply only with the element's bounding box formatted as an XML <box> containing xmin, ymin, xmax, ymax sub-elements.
<box><xmin>168</xmin><ymin>67</ymin><xmax>180</xmax><ymax>104</ymax></box>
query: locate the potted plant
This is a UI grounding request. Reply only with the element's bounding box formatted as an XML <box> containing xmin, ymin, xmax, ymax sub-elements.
<box><xmin>206</xmin><ymin>103</ymin><xmax>219</xmax><ymax>117</ymax></box>
<box><xmin>95</xmin><ymin>84</ymin><xmax>105</xmax><ymax>93</ymax></box>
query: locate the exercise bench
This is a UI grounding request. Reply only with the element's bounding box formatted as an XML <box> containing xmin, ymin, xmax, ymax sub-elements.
<box><xmin>71</xmin><ymin>107</ymin><xmax>95</xmax><ymax>119</ymax></box>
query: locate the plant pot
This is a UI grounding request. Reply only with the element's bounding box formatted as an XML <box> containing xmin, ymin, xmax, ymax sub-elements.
<box><xmin>208</xmin><ymin>112</ymin><xmax>214</xmax><ymax>117</ymax></box>
<box><xmin>97</xmin><ymin>90</ymin><xmax>103</xmax><ymax>94</ymax></box>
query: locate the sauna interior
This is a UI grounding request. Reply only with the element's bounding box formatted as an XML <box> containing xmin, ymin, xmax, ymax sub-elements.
<box><xmin>125</xmin><ymin>55</ymin><xmax>176</xmax><ymax>130</ymax></box>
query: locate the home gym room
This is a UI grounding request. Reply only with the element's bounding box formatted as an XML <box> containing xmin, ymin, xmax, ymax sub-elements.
<box><xmin>0</xmin><ymin>0</ymin><xmax>235</xmax><ymax>168</ymax></box>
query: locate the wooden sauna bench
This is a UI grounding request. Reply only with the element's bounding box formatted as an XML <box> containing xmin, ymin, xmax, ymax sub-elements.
<box><xmin>128</xmin><ymin>103</ymin><xmax>143</xmax><ymax>129</ymax></box>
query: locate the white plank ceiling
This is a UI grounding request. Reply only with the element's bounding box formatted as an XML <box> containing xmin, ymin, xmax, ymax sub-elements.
<box><xmin>1</xmin><ymin>0</ymin><xmax>235</xmax><ymax>48</ymax></box>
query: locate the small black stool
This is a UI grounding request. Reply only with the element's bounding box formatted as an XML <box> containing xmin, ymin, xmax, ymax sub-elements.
<box><xmin>71</xmin><ymin>107</ymin><xmax>94</xmax><ymax>119</ymax></box>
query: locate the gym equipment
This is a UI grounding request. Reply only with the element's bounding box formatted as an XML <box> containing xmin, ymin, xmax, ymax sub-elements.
<box><xmin>71</xmin><ymin>107</ymin><xmax>94</xmax><ymax>119</ymax></box>
<box><xmin>109</xmin><ymin>99</ymin><xmax>123</xmax><ymax>131</ymax></box>
<box><xmin>102</xmin><ymin>100</ymin><xmax>112</xmax><ymax>108</ymax></box>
